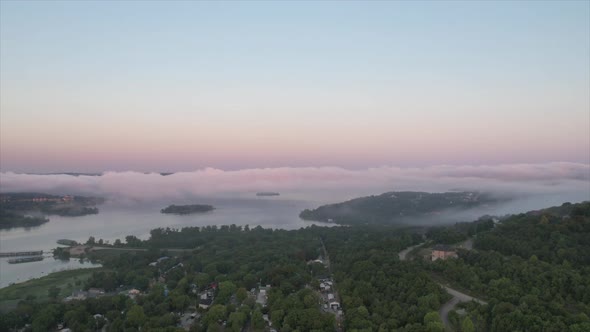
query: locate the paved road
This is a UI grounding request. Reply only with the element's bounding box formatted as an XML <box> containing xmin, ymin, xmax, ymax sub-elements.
<box><xmin>458</xmin><ymin>238</ymin><xmax>473</xmax><ymax>250</ymax></box>
<box><xmin>397</xmin><ymin>241</ymin><xmax>486</xmax><ymax>331</ymax></box>
<box><xmin>438</xmin><ymin>284</ymin><xmax>486</xmax><ymax>331</ymax></box>
<box><xmin>398</xmin><ymin>242</ymin><xmax>426</xmax><ymax>261</ymax></box>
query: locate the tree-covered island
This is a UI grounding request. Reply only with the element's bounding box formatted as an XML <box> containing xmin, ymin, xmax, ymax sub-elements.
<box><xmin>160</xmin><ymin>204</ymin><xmax>215</xmax><ymax>215</ymax></box>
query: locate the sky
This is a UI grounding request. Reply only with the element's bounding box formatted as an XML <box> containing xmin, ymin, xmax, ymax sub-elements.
<box><xmin>1</xmin><ymin>1</ymin><xmax>589</xmax><ymax>172</ymax></box>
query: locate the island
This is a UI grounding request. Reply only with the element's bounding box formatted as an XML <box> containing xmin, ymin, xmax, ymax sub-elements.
<box><xmin>160</xmin><ymin>204</ymin><xmax>215</xmax><ymax>215</ymax></box>
<box><xmin>0</xmin><ymin>209</ymin><xmax>49</xmax><ymax>229</ymax></box>
<box><xmin>300</xmin><ymin>191</ymin><xmax>505</xmax><ymax>225</ymax></box>
<box><xmin>57</xmin><ymin>239</ymin><xmax>79</xmax><ymax>246</ymax></box>
<box><xmin>256</xmin><ymin>192</ymin><xmax>280</xmax><ymax>196</ymax></box>
<box><xmin>0</xmin><ymin>192</ymin><xmax>104</xmax><ymax>229</ymax></box>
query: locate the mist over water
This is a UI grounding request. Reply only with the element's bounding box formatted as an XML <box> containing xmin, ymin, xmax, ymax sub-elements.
<box><xmin>0</xmin><ymin>162</ymin><xmax>588</xmax><ymax>287</ymax></box>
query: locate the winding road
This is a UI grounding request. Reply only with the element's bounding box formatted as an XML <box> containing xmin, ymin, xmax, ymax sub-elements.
<box><xmin>397</xmin><ymin>242</ymin><xmax>425</xmax><ymax>261</ymax></box>
<box><xmin>438</xmin><ymin>284</ymin><xmax>487</xmax><ymax>331</ymax></box>
<box><xmin>398</xmin><ymin>241</ymin><xmax>487</xmax><ymax>331</ymax></box>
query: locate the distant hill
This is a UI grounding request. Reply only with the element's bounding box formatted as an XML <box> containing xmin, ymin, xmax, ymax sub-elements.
<box><xmin>300</xmin><ymin>191</ymin><xmax>503</xmax><ymax>225</ymax></box>
<box><xmin>475</xmin><ymin>201</ymin><xmax>590</xmax><ymax>267</ymax></box>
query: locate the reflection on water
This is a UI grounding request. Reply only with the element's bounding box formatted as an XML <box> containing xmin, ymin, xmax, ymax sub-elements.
<box><xmin>0</xmin><ymin>256</ymin><xmax>102</xmax><ymax>288</ymax></box>
<box><xmin>0</xmin><ymin>197</ymin><xmax>331</xmax><ymax>288</ymax></box>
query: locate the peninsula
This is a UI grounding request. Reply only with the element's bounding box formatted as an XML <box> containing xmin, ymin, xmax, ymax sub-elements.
<box><xmin>300</xmin><ymin>191</ymin><xmax>504</xmax><ymax>226</ymax></box>
<box><xmin>0</xmin><ymin>192</ymin><xmax>104</xmax><ymax>229</ymax></box>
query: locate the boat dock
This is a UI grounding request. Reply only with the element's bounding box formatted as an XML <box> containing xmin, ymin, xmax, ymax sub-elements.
<box><xmin>8</xmin><ymin>256</ymin><xmax>44</xmax><ymax>264</ymax></box>
<box><xmin>0</xmin><ymin>250</ymin><xmax>44</xmax><ymax>257</ymax></box>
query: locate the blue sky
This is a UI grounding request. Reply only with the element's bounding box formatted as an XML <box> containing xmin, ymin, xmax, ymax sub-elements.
<box><xmin>1</xmin><ymin>1</ymin><xmax>589</xmax><ymax>172</ymax></box>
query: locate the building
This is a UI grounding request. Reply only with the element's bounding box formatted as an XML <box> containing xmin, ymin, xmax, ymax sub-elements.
<box><xmin>88</xmin><ymin>288</ymin><xmax>105</xmax><ymax>296</ymax></box>
<box><xmin>199</xmin><ymin>298</ymin><xmax>213</xmax><ymax>310</ymax></box>
<box><xmin>256</xmin><ymin>285</ymin><xmax>271</xmax><ymax>307</ymax></box>
<box><xmin>431</xmin><ymin>244</ymin><xmax>458</xmax><ymax>261</ymax></box>
<box><xmin>127</xmin><ymin>289</ymin><xmax>141</xmax><ymax>299</ymax></box>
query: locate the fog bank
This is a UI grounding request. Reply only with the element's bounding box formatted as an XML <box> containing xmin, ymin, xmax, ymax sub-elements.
<box><xmin>1</xmin><ymin>162</ymin><xmax>588</xmax><ymax>216</ymax></box>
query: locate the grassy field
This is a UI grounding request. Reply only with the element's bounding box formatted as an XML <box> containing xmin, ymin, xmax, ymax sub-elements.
<box><xmin>0</xmin><ymin>268</ymin><xmax>102</xmax><ymax>312</ymax></box>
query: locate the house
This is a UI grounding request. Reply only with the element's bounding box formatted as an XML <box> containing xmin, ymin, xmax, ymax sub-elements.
<box><xmin>329</xmin><ymin>301</ymin><xmax>340</xmax><ymax>310</ymax></box>
<box><xmin>128</xmin><ymin>289</ymin><xmax>141</xmax><ymax>298</ymax></box>
<box><xmin>431</xmin><ymin>244</ymin><xmax>458</xmax><ymax>261</ymax></box>
<box><xmin>64</xmin><ymin>290</ymin><xmax>88</xmax><ymax>301</ymax></box>
<box><xmin>256</xmin><ymin>285</ymin><xmax>271</xmax><ymax>306</ymax></box>
<box><xmin>88</xmin><ymin>288</ymin><xmax>105</xmax><ymax>297</ymax></box>
<box><xmin>327</xmin><ymin>294</ymin><xmax>335</xmax><ymax>301</ymax></box>
<box><xmin>199</xmin><ymin>298</ymin><xmax>213</xmax><ymax>310</ymax></box>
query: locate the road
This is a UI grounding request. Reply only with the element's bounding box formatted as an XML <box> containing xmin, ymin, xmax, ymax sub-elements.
<box><xmin>398</xmin><ymin>242</ymin><xmax>425</xmax><ymax>261</ymax></box>
<box><xmin>398</xmin><ymin>241</ymin><xmax>486</xmax><ymax>331</ymax></box>
<box><xmin>319</xmin><ymin>237</ymin><xmax>344</xmax><ymax>332</ymax></box>
<box><xmin>438</xmin><ymin>284</ymin><xmax>486</xmax><ymax>331</ymax></box>
<box><xmin>458</xmin><ymin>237</ymin><xmax>473</xmax><ymax>250</ymax></box>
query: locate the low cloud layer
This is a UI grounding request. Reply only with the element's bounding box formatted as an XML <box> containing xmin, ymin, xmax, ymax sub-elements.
<box><xmin>1</xmin><ymin>163</ymin><xmax>588</xmax><ymax>213</ymax></box>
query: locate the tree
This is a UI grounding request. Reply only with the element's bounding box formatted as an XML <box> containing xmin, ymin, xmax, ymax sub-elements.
<box><xmin>48</xmin><ymin>286</ymin><xmax>61</xmax><ymax>300</ymax></box>
<box><xmin>204</xmin><ymin>304</ymin><xmax>226</xmax><ymax>327</ymax></box>
<box><xmin>227</xmin><ymin>311</ymin><xmax>247</xmax><ymax>332</ymax></box>
<box><xmin>236</xmin><ymin>287</ymin><xmax>248</xmax><ymax>303</ymax></box>
<box><xmin>251</xmin><ymin>309</ymin><xmax>265</xmax><ymax>329</ymax></box>
<box><xmin>424</xmin><ymin>311</ymin><xmax>444</xmax><ymax>332</ymax></box>
<box><xmin>462</xmin><ymin>316</ymin><xmax>475</xmax><ymax>332</ymax></box>
<box><xmin>217</xmin><ymin>281</ymin><xmax>237</xmax><ymax>304</ymax></box>
<box><xmin>86</xmin><ymin>236</ymin><xmax>96</xmax><ymax>245</ymax></box>
<box><xmin>172</xmin><ymin>294</ymin><xmax>191</xmax><ymax>311</ymax></box>
<box><xmin>126</xmin><ymin>305</ymin><xmax>146</xmax><ymax>328</ymax></box>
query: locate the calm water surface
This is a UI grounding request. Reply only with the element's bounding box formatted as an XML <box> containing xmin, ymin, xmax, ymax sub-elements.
<box><xmin>0</xmin><ymin>196</ymin><xmax>330</xmax><ymax>288</ymax></box>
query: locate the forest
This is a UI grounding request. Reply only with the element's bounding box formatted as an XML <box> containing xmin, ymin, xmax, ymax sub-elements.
<box><xmin>423</xmin><ymin>202</ymin><xmax>590</xmax><ymax>332</ymax></box>
<box><xmin>299</xmin><ymin>191</ymin><xmax>503</xmax><ymax>225</ymax></box>
<box><xmin>0</xmin><ymin>201</ymin><xmax>589</xmax><ymax>332</ymax></box>
<box><xmin>160</xmin><ymin>205</ymin><xmax>215</xmax><ymax>215</ymax></box>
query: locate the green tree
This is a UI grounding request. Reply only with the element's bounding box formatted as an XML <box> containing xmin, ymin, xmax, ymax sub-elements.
<box><xmin>251</xmin><ymin>309</ymin><xmax>265</xmax><ymax>329</ymax></box>
<box><xmin>236</xmin><ymin>287</ymin><xmax>248</xmax><ymax>303</ymax></box>
<box><xmin>125</xmin><ymin>305</ymin><xmax>146</xmax><ymax>329</ymax></box>
<box><xmin>227</xmin><ymin>311</ymin><xmax>247</xmax><ymax>332</ymax></box>
<box><xmin>462</xmin><ymin>316</ymin><xmax>475</xmax><ymax>332</ymax></box>
<box><xmin>424</xmin><ymin>311</ymin><xmax>444</xmax><ymax>332</ymax></box>
<box><xmin>204</xmin><ymin>304</ymin><xmax>226</xmax><ymax>327</ymax></box>
<box><xmin>47</xmin><ymin>286</ymin><xmax>61</xmax><ymax>300</ymax></box>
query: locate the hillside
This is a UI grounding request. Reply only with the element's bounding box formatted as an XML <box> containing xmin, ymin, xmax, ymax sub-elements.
<box><xmin>300</xmin><ymin>191</ymin><xmax>502</xmax><ymax>225</ymax></box>
<box><xmin>425</xmin><ymin>201</ymin><xmax>590</xmax><ymax>331</ymax></box>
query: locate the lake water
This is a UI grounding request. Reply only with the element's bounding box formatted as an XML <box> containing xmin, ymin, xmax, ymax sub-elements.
<box><xmin>0</xmin><ymin>196</ymin><xmax>331</xmax><ymax>288</ymax></box>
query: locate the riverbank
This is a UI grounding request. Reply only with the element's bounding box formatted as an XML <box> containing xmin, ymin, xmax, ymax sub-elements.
<box><xmin>0</xmin><ymin>268</ymin><xmax>102</xmax><ymax>312</ymax></box>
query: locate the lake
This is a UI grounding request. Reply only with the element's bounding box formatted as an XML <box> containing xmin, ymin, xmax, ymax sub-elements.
<box><xmin>0</xmin><ymin>196</ymin><xmax>331</xmax><ymax>288</ymax></box>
